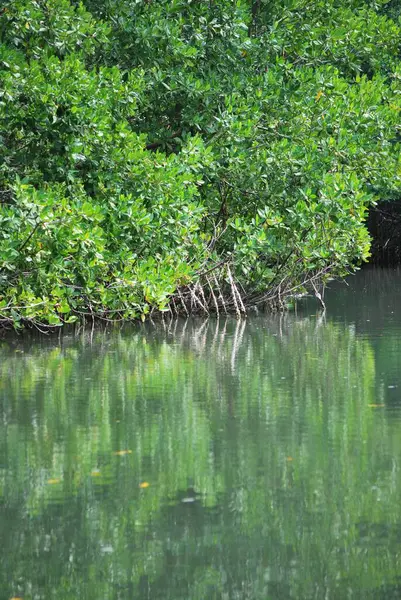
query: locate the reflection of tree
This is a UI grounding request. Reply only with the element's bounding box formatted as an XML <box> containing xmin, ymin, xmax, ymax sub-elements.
<box><xmin>309</xmin><ymin>268</ymin><xmax>401</xmax><ymax>407</ymax></box>
<box><xmin>0</xmin><ymin>317</ymin><xmax>400</xmax><ymax>599</ymax></box>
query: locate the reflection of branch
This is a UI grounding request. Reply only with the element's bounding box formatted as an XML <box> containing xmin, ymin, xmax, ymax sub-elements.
<box><xmin>231</xmin><ymin>318</ymin><xmax>246</xmax><ymax>374</ymax></box>
<box><xmin>217</xmin><ymin>318</ymin><xmax>228</xmax><ymax>360</ymax></box>
<box><xmin>194</xmin><ymin>318</ymin><xmax>209</xmax><ymax>353</ymax></box>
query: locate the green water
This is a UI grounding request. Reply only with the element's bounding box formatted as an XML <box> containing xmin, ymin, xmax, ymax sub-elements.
<box><xmin>1</xmin><ymin>268</ymin><xmax>401</xmax><ymax>600</ymax></box>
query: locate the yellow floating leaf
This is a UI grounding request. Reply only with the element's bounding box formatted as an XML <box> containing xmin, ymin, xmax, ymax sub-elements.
<box><xmin>368</xmin><ymin>404</ymin><xmax>385</xmax><ymax>408</ymax></box>
<box><xmin>113</xmin><ymin>450</ymin><xmax>132</xmax><ymax>456</ymax></box>
<box><xmin>10</xmin><ymin>597</ymin><xmax>23</xmax><ymax>600</ymax></box>
<box><xmin>286</xmin><ymin>457</ymin><xmax>293</xmax><ymax>462</ymax></box>
<box><xmin>91</xmin><ymin>470</ymin><xmax>101</xmax><ymax>477</ymax></box>
<box><xmin>47</xmin><ymin>478</ymin><xmax>61</xmax><ymax>485</ymax></box>
<box><xmin>139</xmin><ymin>482</ymin><xmax>150</xmax><ymax>489</ymax></box>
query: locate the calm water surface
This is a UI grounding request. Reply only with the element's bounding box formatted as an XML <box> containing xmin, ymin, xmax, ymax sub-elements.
<box><xmin>1</xmin><ymin>267</ymin><xmax>401</xmax><ymax>599</ymax></box>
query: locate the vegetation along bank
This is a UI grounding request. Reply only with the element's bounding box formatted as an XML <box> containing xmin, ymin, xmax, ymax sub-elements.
<box><xmin>1</xmin><ymin>0</ymin><xmax>401</xmax><ymax>329</ymax></box>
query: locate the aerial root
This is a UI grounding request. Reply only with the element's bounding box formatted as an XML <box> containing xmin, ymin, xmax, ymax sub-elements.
<box><xmin>206</xmin><ymin>274</ymin><xmax>219</xmax><ymax>314</ymax></box>
<box><xmin>226</xmin><ymin>264</ymin><xmax>246</xmax><ymax>317</ymax></box>
<box><xmin>167</xmin><ymin>263</ymin><xmax>331</xmax><ymax>318</ymax></box>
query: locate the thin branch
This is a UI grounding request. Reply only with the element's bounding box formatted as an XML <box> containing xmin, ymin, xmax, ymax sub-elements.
<box><xmin>17</xmin><ymin>220</ymin><xmax>41</xmax><ymax>253</ymax></box>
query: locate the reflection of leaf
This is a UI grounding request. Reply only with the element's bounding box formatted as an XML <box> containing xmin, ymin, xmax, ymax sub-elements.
<box><xmin>113</xmin><ymin>450</ymin><xmax>132</xmax><ymax>456</ymax></box>
<box><xmin>368</xmin><ymin>404</ymin><xmax>385</xmax><ymax>408</ymax></box>
<box><xmin>139</xmin><ymin>482</ymin><xmax>150</xmax><ymax>488</ymax></box>
<box><xmin>47</xmin><ymin>478</ymin><xmax>61</xmax><ymax>484</ymax></box>
<box><xmin>286</xmin><ymin>457</ymin><xmax>293</xmax><ymax>461</ymax></box>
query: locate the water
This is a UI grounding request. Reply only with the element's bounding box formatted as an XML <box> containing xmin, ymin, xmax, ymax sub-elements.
<box><xmin>1</xmin><ymin>267</ymin><xmax>401</xmax><ymax>599</ymax></box>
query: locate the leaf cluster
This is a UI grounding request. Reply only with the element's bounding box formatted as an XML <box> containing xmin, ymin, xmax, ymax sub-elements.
<box><xmin>1</xmin><ymin>0</ymin><xmax>401</xmax><ymax>326</ymax></box>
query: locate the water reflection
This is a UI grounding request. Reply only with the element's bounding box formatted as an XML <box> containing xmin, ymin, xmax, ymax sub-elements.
<box><xmin>308</xmin><ymin>267</ymin><xmax>401</xmax><ymax>412</ymax></box>
<box><xmin>1</xmin><ymin>273</ymin><xmax>401</xmax><ymax>599</ymax></box>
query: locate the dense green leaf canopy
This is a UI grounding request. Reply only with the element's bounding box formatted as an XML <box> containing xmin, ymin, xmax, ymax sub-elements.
<box><xmin>1</xmin><ymin>0</ymin><xmax>400</xmax><ymax>326</ymax></box>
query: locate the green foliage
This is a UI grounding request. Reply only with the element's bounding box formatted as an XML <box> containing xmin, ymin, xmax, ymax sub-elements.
<box><xmin>1</xmin><ymin>0</ymin><xmax>401</xmax><ymax>326</ymax></box>
<box><xmin>0</xmin><ymin>0</ymin><xmax>110</xmax><ymax>60</ymax></box>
